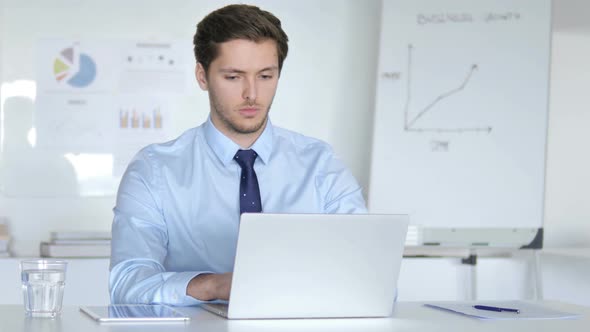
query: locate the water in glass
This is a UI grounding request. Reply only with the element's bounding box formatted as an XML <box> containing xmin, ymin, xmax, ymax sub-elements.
<box><xmin>22</xmin><ymin>268</ymin><xmax>65</xmax><ymax>318</ymax></box>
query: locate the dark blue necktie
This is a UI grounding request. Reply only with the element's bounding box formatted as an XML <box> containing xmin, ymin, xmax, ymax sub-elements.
<box><xmin>234</xmin><ymin>149</ymin><xmax>262</xmax><ymax>214</ymax></box>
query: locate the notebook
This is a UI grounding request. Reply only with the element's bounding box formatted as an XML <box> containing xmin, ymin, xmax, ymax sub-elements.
<box><xmin>200</xmin><ymin>213</ymin><xmax>409</xmax><ymax>319</ymax></box>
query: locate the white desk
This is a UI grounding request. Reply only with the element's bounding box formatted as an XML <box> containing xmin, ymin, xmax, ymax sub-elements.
<box><xmin>0</xmin><ymin>301</ymin><xmax>588</xmax><ymax>332</ymax></box>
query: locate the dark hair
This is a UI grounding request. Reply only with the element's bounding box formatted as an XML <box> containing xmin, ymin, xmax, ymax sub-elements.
<box><xmin>193</xmin><ymin>4</ymin><xmax>289</xmax><ymax>74</ymax></box>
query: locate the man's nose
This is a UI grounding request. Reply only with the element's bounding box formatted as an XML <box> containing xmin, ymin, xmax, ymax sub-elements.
<box><xmin>242</xmin><ymin>78</ymin><xmax>257</xmax><ymax>104</ymax></box>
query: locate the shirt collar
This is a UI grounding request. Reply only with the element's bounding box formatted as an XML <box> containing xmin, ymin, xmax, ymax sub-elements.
<box><xmin>204</xmin><ymin>116</ymin><xmax>273</xmax><ymax>166</ymax></box>
<box><xmin>250</xmin><ymin>119</ymin><xmax>272</xmax><ymax>165</ymax></box>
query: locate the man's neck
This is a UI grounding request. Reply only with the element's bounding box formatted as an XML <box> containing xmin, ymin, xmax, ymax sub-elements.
<box><xmin>210</xmin><ymin>117</ymin><xmax>266</xmax><ymax>149</ymax></box>
<box><xmin>228</xmin><ymin>131</ymin><xmax>262</xmax><ymax>149</ymax></box>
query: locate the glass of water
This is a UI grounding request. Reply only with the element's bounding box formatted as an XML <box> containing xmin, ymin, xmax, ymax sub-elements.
<box><xmin>20</xmin><ymin>259</ymin><xmax>68</xmax><ymax>318</ymax></box>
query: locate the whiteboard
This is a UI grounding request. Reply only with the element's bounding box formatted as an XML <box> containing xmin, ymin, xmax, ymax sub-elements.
<box><xmin>368</xmin><ymin>0</ymin><xmax>551</xmax><ymax>246</ymax></box>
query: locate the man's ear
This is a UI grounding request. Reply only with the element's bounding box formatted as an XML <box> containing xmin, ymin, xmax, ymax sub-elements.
<box><xmin>195</xmin><ymin>63</ymin><xmax>208</xmax><ymax>91</ymax></box>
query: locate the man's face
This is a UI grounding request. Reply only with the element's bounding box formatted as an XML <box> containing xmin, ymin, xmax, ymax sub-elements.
<box><xmin>196</xmin><ymin>39</ymin><xmax>280</xmax><ymax>140</ymax></box>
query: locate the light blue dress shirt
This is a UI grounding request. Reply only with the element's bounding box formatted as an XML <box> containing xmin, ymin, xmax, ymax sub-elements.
<box><xmin>109</xmin><ymin>117</ymin><xmax>367</xmax><ymax>305</ymax></box>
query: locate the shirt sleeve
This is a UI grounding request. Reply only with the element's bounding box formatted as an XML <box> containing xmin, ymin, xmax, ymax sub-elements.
<box><xmin>316</xmin><ymin>148</ymin><xmax>368</xmax><ymax>214</ymax></box>
<box><xmin>109</xmin><ymin>149</ymin><xmax>210</xmax><ymax>306</ymax></box>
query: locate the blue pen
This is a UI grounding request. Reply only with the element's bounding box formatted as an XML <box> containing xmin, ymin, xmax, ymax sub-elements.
<box><xmin>473</xmin><ymin>305</ymin><xmax>520</xmax><ymax>314</ymax></box>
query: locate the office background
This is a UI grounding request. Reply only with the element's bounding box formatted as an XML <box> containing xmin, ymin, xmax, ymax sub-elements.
<box><xmin>0</xmin><ymin>0</ymin><xmax>588</xmax><ymax>306</ymax></box>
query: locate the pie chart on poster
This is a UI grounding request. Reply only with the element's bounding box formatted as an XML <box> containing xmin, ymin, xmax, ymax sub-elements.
<box><xmin>53</xmin><ymin>47</ymin><xmax>97</xmax><ymax>88</ymax></box>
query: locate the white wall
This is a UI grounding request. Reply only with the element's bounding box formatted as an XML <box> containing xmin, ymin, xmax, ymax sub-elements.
<box><xmin>3</xmin><ymin>0</ymin><xmax>587</xmax><ymax>255</ymax></box>
<box><xmin>0</xmin><ymin>0</ymin><xmax>588</xmax><ymax>307</ymax></box>
<box><xmin>0</xmin><ymin>258</ymin><xmax>110</xmax><ymax>305</ymax></box>
<box><xmin>0</xmin><ymin>0</ymin><xmax>381</xmax><ymax>256</ymax></box>
<box><xmin>543</xmin><ymin>0</ymin><xmax>590</xmax><ymax>247</ymax></box>
<box><xmin>0</xmin><ymin>3</ymin><xmax>2</xmax><ymax>96</ymax></box>
<box><xmin>542</xmin><ymin>253</ymin><xmax>590</xmax><ymax>306</ymax></box>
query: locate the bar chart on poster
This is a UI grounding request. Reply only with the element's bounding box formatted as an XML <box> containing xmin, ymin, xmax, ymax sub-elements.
<box><xmin>368</xmin><ymin>0</ymin><xmax>551</xmax><ymax>247</ymax></box>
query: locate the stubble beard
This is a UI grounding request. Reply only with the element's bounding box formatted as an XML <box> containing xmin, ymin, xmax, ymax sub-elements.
<box><xmin>210</xmin><ymin>94</ymin><xmax>273</xmax><ymax>135</ymax></box>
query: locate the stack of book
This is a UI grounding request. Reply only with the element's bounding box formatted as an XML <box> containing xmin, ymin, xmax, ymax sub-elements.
<box><xmin>0</xmin><ymin>222</ymin><xmax>11</xmax><ymax>257</ymax></box>
<box><xmin>40</xmin><ymin>231</ymin><xmax>111</xmax><ymax>258</ymax></box>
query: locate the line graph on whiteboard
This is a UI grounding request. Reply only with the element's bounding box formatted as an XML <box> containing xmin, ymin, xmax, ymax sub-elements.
<box><xmin>402</xmin><ymin>44</ymin><xmax>493</xmax><ymax>134</ymax></box>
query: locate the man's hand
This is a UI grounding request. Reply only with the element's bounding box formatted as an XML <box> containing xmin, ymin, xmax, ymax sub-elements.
<box><xmin>186</xmin><ymin>272</ymin><xmax>232</xmax><ymax>301</ymax></box>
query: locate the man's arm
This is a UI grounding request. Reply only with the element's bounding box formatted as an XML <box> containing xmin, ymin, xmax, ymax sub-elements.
<box><xmin>316</xmin><ymin>149</ymin><xmax>368</xmax><ymax>214</ymax></box>
<box><xmin>109</xmin><ymin>151</ymin><xmax>220</xmax><ymax>305</ymax></box>
<box><xmin>110</xmin><ymin>254</ymin><xmax>231</xmax><ymax>303</ymax></box>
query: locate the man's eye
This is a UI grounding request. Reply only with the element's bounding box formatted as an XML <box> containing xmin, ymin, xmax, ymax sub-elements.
<box><xmin>225</xmin><ymin>76</ymin><xmax>239</xmax><ymax>80</ymax></box>
<box><xmin>260</xmin><ymin>75</ymin><xmax>273</xmax><ymax>80</ymax></box>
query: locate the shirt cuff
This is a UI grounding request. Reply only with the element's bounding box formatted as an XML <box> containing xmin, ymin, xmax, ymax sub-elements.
<box><xmin>161</xmin><ymin>271</ymin><xmax>215</xmax><ymax>306</ymax></box>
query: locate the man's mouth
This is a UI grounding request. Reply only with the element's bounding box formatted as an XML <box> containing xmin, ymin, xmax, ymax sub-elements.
<box><xmin>239</xmin><ymin>107</ymin><xmax>259</xmax><ymax>117</ymax></box>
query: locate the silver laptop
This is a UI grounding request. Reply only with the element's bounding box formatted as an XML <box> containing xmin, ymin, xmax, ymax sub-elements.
<box><xmin>201</xmin><ymin>213</ymin><xmax>409</xmax><ymax>319</ymax></box>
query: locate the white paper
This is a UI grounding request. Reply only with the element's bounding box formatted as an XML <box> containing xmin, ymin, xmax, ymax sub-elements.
<box><xmin>425</xmin><ymin>301</ymin><xmax>581</xmax><ymax>320</ymax></box>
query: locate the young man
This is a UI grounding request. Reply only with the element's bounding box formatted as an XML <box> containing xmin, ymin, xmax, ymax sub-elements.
<box><xmin>109</xmin><ymin>4</ymin><xmax>367</xmax><ymax>305</ymax></box>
